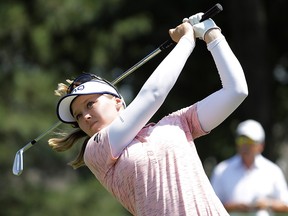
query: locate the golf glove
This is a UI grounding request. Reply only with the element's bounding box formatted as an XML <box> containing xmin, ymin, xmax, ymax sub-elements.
<box><xmin>183</xmin><ymin>13</ymin><xmax>220</xmax><ymax>40</ymax></box>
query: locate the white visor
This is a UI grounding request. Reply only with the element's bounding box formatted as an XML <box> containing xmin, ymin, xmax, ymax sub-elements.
<box><xmin>57</xmin><ymin>80</ymin><xmax>122</xmax><ymax>123</ymax></box>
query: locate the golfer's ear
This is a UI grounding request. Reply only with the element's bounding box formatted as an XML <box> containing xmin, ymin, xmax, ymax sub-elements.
<box><xmin>115</xmin><ymin>97</ymin><xmax>123</xmax><ymax>109</ymax></box>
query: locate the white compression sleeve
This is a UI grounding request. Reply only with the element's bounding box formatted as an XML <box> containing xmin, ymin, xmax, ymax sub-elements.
<box><xmin>197</xmin><ymin>36</ymin><xmax>248</xmax><ymax>132</ymax></box>
<box><xmin>108</xmin><ymin>36</ymin><xmax>195</xmax><ymax>157</ymax></box>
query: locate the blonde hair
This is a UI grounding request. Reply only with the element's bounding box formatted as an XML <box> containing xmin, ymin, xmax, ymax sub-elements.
<box><xmin>48</xmin><ymin>80</ymin><xmax>89</xmax><ymax>169</ymax></box>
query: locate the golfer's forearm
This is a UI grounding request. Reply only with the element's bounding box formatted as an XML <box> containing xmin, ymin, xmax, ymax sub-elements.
<box><xmin>108</xmin><ymin>36</ymin><xmax>195</xmax><ymax>157</ymax></box>
<box><xmin>141</xmin><ymin>35</ymin><xmax>194</xmax><ymax>100</ymax></box>
<box><xmin>267</xmin><ymin>200</ymin><xmax>288</xmax><ymax>212</ymax></box>
<box><xmin>224</xmin><ymin>203</ymin><xmax>251</xmax><ymax>212</ymax></box>
<box><xmin>197</xmin><ymin>35</ymin><xmax>248</xmax><ymax>132</ymax></box>
<box><xmin>204</xmin><ymin>28</ymin><xmax>222</xmax><ymax>43</ymax></box>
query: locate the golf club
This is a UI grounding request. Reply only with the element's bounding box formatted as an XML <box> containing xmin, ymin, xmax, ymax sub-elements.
<box><xmin>12</xmin><ymin>3</ymin><xmax>223</xmax><ymax>176</ymax></box>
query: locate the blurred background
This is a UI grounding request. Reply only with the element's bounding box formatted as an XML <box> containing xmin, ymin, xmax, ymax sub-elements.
<box><xmin>1</xmin><ymin>0</ymin><xmax>288</xmax><ymax>215</ymax></box>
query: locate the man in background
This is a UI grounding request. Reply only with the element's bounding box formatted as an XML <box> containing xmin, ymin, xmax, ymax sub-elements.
<box><xmin>211</xmin><ymin>119</ymin><xmax>288</xmax><ymax>216</ymax></box>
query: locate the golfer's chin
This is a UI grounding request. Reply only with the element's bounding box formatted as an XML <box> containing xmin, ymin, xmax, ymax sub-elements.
<box><xmin>88</xmin><ymin>124</ymin><xmax>103</xmax><ymax>137</ymax></box>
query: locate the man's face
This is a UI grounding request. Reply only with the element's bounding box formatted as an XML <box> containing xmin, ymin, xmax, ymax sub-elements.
<box><xmin>236</xmin><ymin>136</ymin><xmax>263</xmax><ymax>162</ymax></box>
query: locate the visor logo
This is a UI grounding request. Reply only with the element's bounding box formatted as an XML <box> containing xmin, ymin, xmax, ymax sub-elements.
<box><xmin>72</xmin><ymin>84</ymin><xmax>85</xmax><ymax>93</ymax></box>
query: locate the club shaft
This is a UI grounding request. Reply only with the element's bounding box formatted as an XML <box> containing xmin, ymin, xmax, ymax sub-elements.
<box><xmin>111</xmin><ymin>48</ymin><xmax>162</xmax><ymax>85</ymax></box>
<box><xmin>22</xmin><ymin>121</ymin><xmax>63</xmax><ymax>153</ymax></box>
<box><xmin>200</xmin><ymin>3</ymin><xmax>223</xmax><ymax>22</ymax></box>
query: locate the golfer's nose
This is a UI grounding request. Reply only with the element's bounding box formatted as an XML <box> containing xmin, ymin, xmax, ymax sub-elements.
<box><xmin>84</xmin><ymin>113</ymin><xmax>92</xmax><ymax>121</ymax></box>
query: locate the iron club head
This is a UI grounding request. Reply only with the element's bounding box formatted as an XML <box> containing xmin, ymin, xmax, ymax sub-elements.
<box><xmin>12</xmin><ymin>142</ymin><xmax>33</xmax><ymax>176</ymax></box>
<box><xmin>12</xmin><ymin>149</ymin><xmax>24</xmax><ymax>176</ymax></box>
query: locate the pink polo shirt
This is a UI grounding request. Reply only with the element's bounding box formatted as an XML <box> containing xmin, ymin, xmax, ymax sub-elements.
<box><xmin>84</xmin><ymin>104</ymin><xmax>229</xmax><ymax>216</ymax></box>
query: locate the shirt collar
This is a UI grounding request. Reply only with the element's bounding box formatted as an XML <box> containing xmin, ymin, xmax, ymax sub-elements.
<box><xmin>235</xmin><ymin>154</ymin><xmax>263</xmax><ymax>169</ymax></box>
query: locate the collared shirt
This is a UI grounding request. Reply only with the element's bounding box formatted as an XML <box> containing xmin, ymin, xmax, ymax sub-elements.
<box><xmin>84</xmin><ymin>105</ymin><xmax>229</xmax><ymax>216</ymax></box>
<box><xmin>211</xmin><ymin>154</ymin><xmax>288</xmax><ymax>215</ymax></box>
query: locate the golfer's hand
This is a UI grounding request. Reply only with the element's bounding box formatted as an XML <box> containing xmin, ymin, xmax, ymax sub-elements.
<box><xmin>183</xmin><ymin>12</ymin><xmax>220</xmax><ymax>41</ymax></box>
<box><xmin>168</xmin><ymin>22</ymin><xmax>195</xmax><ymax>43</ymax></box>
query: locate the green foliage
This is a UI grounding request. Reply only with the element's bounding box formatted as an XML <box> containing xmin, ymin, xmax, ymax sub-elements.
<box><xmin>1</xmin><ymin>0</ymin><xmax>288</xmax><ymax>215</ymax></box>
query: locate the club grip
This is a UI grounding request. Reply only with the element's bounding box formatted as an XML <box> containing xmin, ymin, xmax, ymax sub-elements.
<box><xmin>200</xmin><ymin>3</ymin><xmax>223</xmax><ymax>22</ymax></box>
<box><xmin>159</xmin><ymin>3</ymin><xmax>223</xmax><ymax>51</ymax></box>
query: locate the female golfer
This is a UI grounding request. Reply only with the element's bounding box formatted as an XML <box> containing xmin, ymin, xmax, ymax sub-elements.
<box><xmin>49</xmin><ymin>13</ymin><xmax>248</xmax><ymax>215</ymax></box>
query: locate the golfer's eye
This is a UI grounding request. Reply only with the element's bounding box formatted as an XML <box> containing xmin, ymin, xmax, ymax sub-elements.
<box><xmin>87</xmin><ymin>101</ymin><xmax>94</xmax><ymax>109</ymax></box>
<box><xmin>75</xmin><ymin>113</ymin><xmax>82</xmax><ymax>121</ymax></box>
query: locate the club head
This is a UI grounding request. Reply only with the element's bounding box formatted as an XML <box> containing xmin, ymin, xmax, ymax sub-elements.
<box><xmin>12</xmin><ymin>149</ymin><xmax>24</xmax><ymax>176</ymax></box>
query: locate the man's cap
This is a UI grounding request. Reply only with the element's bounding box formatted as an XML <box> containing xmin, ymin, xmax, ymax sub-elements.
<box><xmin>57</xmin><ymin>80</ymin><xmax>122</xmax><ymax>123</ymax></box>
<box><xmin>236</xmin><ymin>119</ymin><xmax>265</xmax><ymax>143</ymax></box>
